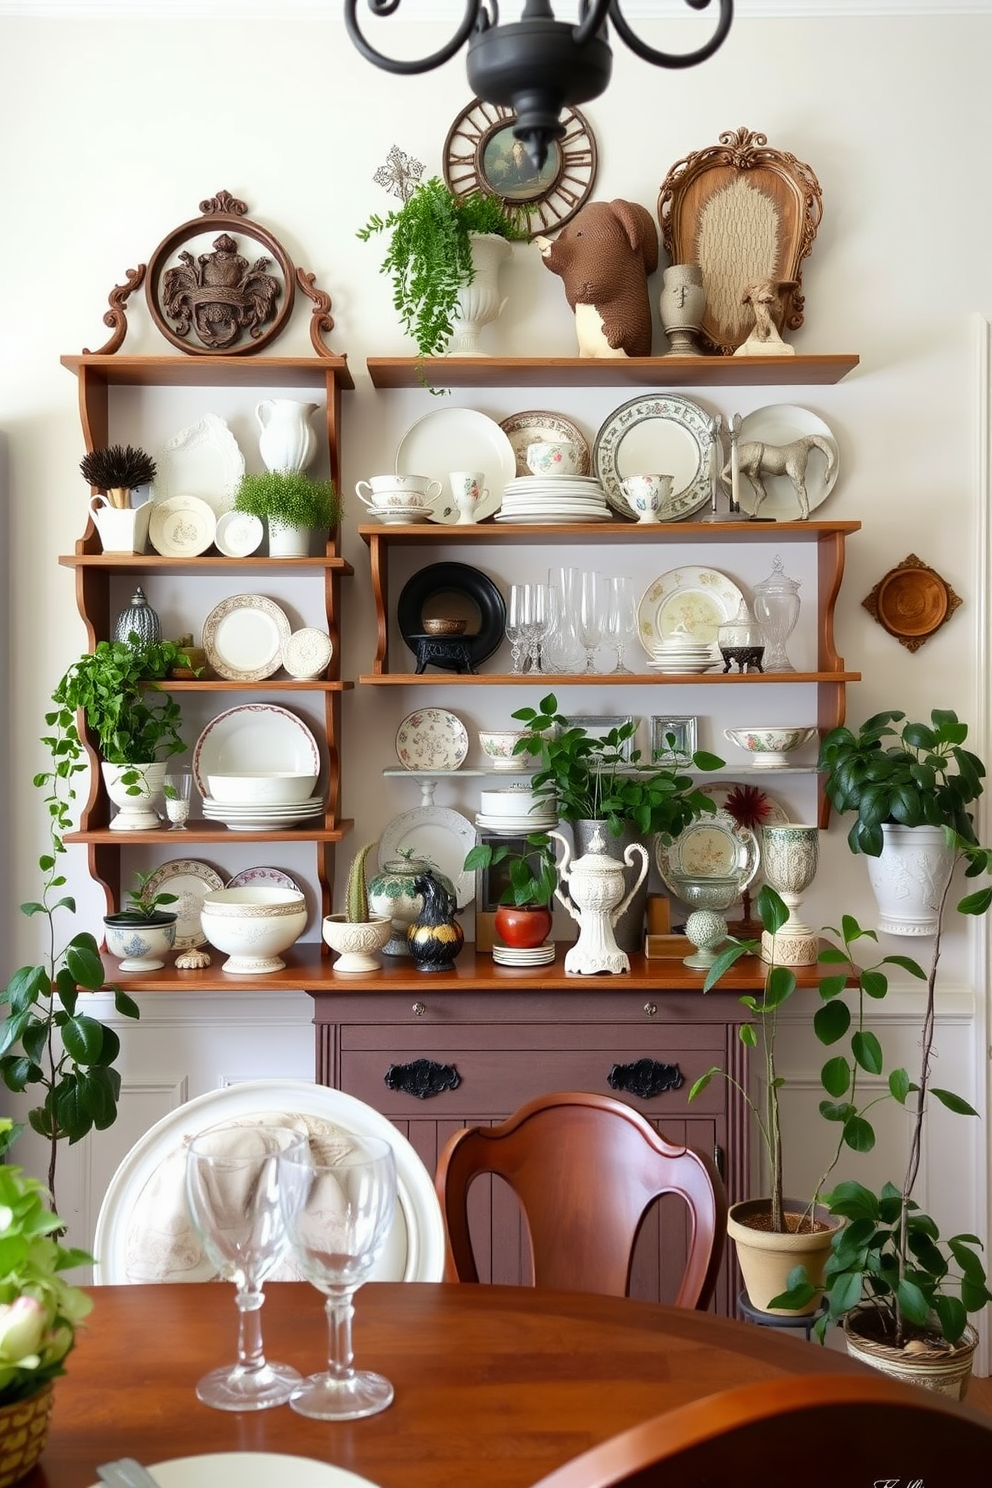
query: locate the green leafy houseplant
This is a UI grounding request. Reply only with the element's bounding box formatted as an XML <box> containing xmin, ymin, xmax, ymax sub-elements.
<box><xmin>52</xmin><ymin>637</ymin><xmax>186</xmax><ymax>776</ymax></box>
<box><xmin>512</xmin><ymin>694</ymin><xmax>723</xmax><ymax>841</ymax></box>
<box><xmin>0</xmin><ymin>1119</ymin><xmax>92</xmax><ymax>1408</ymax></box>
<box><xmin>463</xmin><ymin>832</ymin><xmax>558</xmax><ymax>908</ymax></box>
<box><xmin>821</xmin><ymin>708</ymin><xmax>983</xmax><ymax>855</ymax></box>
<box><xmin>109</xmin><ymin>871</ymin><xmax>178</xmax><ymax>925</ymax></box>
<box><xmin>1</xmin><ymin>698</ymin><xmax>139</xmax><ymax>1209</ymax></box>
<box><xmin>233</xmin><ymin>470</ymin><xmax>339</xmax><ymax>532</ymax></box>
<box><xmin>357</xmin><ymin>176</ymin><xmax>527</xmax><ymax>359</ymax></box>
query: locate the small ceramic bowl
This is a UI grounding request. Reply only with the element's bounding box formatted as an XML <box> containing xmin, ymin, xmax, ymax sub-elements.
<box><xmin>525</xmin><ymin>441</ymin><xmax>583</xmax><ymax>478</ymax></box>
<box><xmin>723</xmin><ymin>726</ymin><xmax>818</xmax><ymax>768</ymax></box>
<box><xmin>478</xmin><ymin>730</ymin><xmax>538</xmax><ymax>771</ymax></box>
<box><xmin>206</xmin><ymin>772</ymin><xmax>318</xmax><ymax>804</ymax></box>
<box><xmin>104</xmin><ymin>912</ymin><xmax>178</xmax><ymax>972</ymax></box>
<box><xmin>423</xmin><ymin>617</ymin><xmax>467</xmax><ymax>636</ymax></box>
<box><xmin>200</xmin><ymin>887</ymin><xmax>307</xmax><ymax>973</ymax></box>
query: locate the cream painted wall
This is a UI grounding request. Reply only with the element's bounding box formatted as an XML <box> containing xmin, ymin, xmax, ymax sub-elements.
<box><xmin>1</xmin><ymin>11</ymin><xmax>990</xmax><ymax>1359</ymax></box>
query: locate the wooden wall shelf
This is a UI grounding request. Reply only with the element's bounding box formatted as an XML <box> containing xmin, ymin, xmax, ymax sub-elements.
<box><xmin>366</xmin><ymin>354</ymin><xmax>859</xmax><ymax>390</ymax></box>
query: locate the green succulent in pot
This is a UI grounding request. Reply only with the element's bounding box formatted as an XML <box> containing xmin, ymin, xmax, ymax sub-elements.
<box><xmin>357</xmin><ymin>175</ymin><xmax>527</xmax><ymax>360</ymax></box>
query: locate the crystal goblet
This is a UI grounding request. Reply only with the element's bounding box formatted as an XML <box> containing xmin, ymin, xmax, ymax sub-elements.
<box><xmin>281</xmin><ymin>1134</ymin><xmax>398</xmax><ymax>1420</ymax></box>
<box><xmin>184</xmin><ymin>1122</ymin><xmax>309</xmax><ymax>1411</ymax></box>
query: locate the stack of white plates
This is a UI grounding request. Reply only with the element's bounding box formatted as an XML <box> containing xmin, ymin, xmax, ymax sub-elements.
<box><xmin>492</xmin><ymin>941</ymin><xmax>556</xmax><ymax>967</ymax></box>
<box><xmin>202</xmin><ymin>796</ymin><xmax>325</xmax><ymax>831</ymax></box>
<box><xmin>475</xmin><ymin>809</ymin><xmax>558</xmax><ymax>834</ymax></box>
<box><xmin>496</xmin><ymin>475</ymin><xmax>612</xmax><ymax>524</ymax></box>
<box><xmin>647</xmin><ymin>637</ymin><xmax>720</xmax><ymax>674</ymax></box>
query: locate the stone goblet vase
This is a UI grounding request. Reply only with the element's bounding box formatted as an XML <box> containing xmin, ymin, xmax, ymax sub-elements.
<box><xmin>759</xmin><ymin>824</ymin><xmax>820</xmax><ymax>966</ymax></box>
<box><xmin>666</xmin><ymin>874</ymin><xmax>745</xmax><ymax>970</ymax></box>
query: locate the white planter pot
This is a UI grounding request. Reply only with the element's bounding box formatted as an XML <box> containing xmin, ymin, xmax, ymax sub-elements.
<box><xmin>102</xmin><ymin>761</ymin><xmax>167</xmax><ymax>831</ymax></box>
<box><xmin>865</xmin><ymin>823</ymin><xmax>955</xmax><ymax>936</ymax></box>
<box><xmin>267</xmin><ymin>519</ymin><xmax>312</xmax><ymax>557</ymax></box>
<box><xmin>447</xmin><ymin>233</ymin><xmax>512</xmax><ymax>356</ymax></box>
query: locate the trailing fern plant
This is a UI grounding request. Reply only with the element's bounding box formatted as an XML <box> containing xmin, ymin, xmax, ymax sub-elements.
<box><xmin>357</xmin><ymin>176</ymin><xmax>526</xmax><ymax>359</ymax></box>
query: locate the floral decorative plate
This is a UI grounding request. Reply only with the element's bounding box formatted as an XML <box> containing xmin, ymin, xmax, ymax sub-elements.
<box><xmin>142</xmin><ymin>860</ymin><xmax>225</xmax><ymax>949</ymax></box>
<box><xmin>394</xmin><ymin>708</ymin><xmax>470</xmax><ymax>771</ymax></box>
<box><xmin>201</xmin><ymin>594</ymin><xmax>291</xmax><ymax>681</ymax></box>
<box><xmin>593</xmin><ymin>393</ymin><xmax>714</xmax><ymax>519</ymax></box>
<box><xmin>151</xmin><ymin>413</ymin><xmax>245</xmax><ymax>514</ymax></box>
<box><xmin>148</xmin><ymin>494</ymin><xmax>217</xmax><ymax>558</ymax></box>
<box><xmin>227</xmin><ymin>865</ymin><xmax>304</xmax><ymax>897</ymax></box>
<box><xmin>499</xmin><ymin>409</ymin><xmax>591</xmax><ymax>477</ymax></box>
<box><xmin>636</xmin><ymin>565</ymin><xmax>745</xmax><ymax>656</ymax></box>
<box><xmin>655</xmin><ymin>810</ymin><xmax>760</xmax><ymax>892</ymax></box>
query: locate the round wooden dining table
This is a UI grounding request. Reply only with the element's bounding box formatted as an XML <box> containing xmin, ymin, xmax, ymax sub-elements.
<box><xmin>28</xmin><ymin>1281</ymin><xmax>871</xmax><ymax>1488</ymax></box>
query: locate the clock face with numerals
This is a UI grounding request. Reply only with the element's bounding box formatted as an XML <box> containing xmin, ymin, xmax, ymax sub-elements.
<box><xmin>443</xmin><ymin>98</ymin><xmax>598</xmax><ymax>239</ymax></box>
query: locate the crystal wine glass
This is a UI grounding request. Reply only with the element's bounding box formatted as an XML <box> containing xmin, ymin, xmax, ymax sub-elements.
<box><xmin>576</xmin><ymin>569</ymin><xmax>607</xmax><ymax>673</ymax></box>
<box><xmin>507</xmin><ymin>583</ymin><xmax>530</xmax><ymax>674</ymax></box>
<box><xmin>605</xmin><ymin>575</ymin><xmax>637</xmax><ymax>674</ymax></box>
<box><xmin>281</xmin><ymin>1134</ymin><xmax>398</xmax><ymax>1421</ymax></box>
<box><xmin>184</xmin><ymin>1122</ymin><xmax>310</xmax><ymax>1411</ymax></box>
<box><xmin>522</xmin><ymin>581</ymin><xmax>550</xmax><ymax>675</ymax></box>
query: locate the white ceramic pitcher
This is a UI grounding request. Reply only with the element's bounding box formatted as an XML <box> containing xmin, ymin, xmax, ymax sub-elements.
<box><xmin>255</xmin><ymin>399</ymin><xmax>318</xmax><ymax>473</ymax></box>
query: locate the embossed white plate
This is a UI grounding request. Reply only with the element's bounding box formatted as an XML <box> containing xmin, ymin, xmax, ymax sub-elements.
<box><xmin>193</xmin><ymin>704</ymin><xmax>320</xmax><ymax>799</ymax></box>
<box><xmin>282</xmin><ymin>626</ymin><xmax>333</xmax><ymax>679</ymax></box>
<box><xmin>151</xmin><ymin>413</ymin><xmax>246</xmax><ymax>514</ymax></box>
<box><xmin>202</xmin><ymin>594</ymin><xmax>291</xmax><ymax>681</ymax></box>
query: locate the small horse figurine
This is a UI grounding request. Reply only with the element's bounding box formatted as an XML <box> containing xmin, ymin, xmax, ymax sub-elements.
<box><xmin>722</xmin><ymin>434</ymin><xmax>837</xmax><ymax>521</ymax></box>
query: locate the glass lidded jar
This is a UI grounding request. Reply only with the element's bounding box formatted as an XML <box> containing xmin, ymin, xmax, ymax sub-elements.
<box><xmin>752</xmin><ymin>554</ymin><xmax>802</xmax><ymax>673</ymax></box>
<box><xmin>717</xmin><ymin>601</ymin><xmax>765</xmax><ymax>674</ymax></box>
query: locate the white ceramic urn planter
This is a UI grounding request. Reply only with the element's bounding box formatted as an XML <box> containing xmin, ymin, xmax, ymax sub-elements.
<box><xmin>864</xmin><ymin>823</ymin><xmax>955</xmax><ymax>936</ymax></box>
<box><xmin>102</xmin><ymin>760</ymin><xmax>167</xmax><ymax>832</ymax></box>
<box><xmin>446</xmin><ymin>233</ymin><xmax>512</xmax><ymax>356</ymax></box>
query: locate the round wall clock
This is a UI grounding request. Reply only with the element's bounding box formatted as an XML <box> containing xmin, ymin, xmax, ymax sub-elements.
<box><xmin>443</xmin><ymin>98</ymin><xmax>598</xmax><ymax>239</ymax></box>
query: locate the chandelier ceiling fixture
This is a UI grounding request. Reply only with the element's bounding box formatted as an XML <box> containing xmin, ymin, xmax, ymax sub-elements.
<box><xmin>345</xmin><ymin>2</ymin><xmax>734</xmax><ymax>171</ymax></box>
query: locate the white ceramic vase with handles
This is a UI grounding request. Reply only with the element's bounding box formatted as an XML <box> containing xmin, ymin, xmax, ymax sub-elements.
<box><xmin>255</xmin><ymin>399</ymin><xmax>318</xmax><ymax>473</ymax></box>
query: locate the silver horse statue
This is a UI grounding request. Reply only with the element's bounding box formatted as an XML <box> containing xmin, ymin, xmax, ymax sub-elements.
<box><xmin>722</xmin><ymin>434</ymin><xmax>837</xmax><ymax>520</ymax></box>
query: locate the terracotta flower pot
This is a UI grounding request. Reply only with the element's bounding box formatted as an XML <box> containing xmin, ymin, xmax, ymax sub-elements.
<box><xmin>494</xmin><ymin>903</ymin><xmax>553</xmax><ymax>949</ymax></box>
<box><xmin>727</xmin><ymin>1197</ymin><xmax>842</xmax><ymax>1315</ymax></box>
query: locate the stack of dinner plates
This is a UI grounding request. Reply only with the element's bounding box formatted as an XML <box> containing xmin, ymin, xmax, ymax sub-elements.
<box><xmin>201</xmin><ymin>796</ymin><xmax>325</xmax><ymax>831</ymax></box>
<box><xmin>475</xmin><ymin>808</ymin><xmax>558</xmax><ymax>834</ymax></box>
<box><xmin>492</xmin><ymin>940</ymin><xmax>556</xmax><ymax>967</ymax></box>
<box><xmin>496</xmin><ymin>475</ymin><xmax>612</xmax><ymax>524</ymax></box>
<box><xmin>646</xmin><ymin>636</ymin><xmax>720</xmax><ymax>674</ymax></box>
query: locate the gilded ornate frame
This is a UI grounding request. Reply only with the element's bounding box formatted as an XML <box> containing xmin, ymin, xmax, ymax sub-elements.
<box><xmin>657</xmin><ymin>127</ymin><xmax>823</xmax><ymax>355</ymax></box>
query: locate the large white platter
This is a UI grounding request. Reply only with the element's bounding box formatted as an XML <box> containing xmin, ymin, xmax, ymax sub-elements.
<box><xmin>731</xmin><ymin>403</ymin><xmax>840</xmax><ymax>519</ymax></box>
<box><xmin>636</xmin><ymin>565</ymin><xmax>745</xmax><ymax>656</ymax></box>
<box><xmin>193</xmin><ymin>704</ymin><xmax>320</xmax><ymax>799</ymax></box>
<box><xmin>593</xmin><ymin>393</ymin><xmax>714</xmax><ymax>519</ymax></box>
<box><xmin>201</xmin><ymin>593</ymin><xmax>291</xmax><ymax>681</ymax></box>
<box><xmin>377</xmin><ymin>806</ymin><xmax>476</xmax><ymax>908</ymax></box>
<box><xmin>87</xmin><ymin>1457</ymin><xmax>383</xmax><ymax>1488</ymax></box>
<box><xmin>151</xmin><ymin>413</ymin><xmax>245</xmax><ymax>514</ymax></box>
<box><xmin>395</xmin><ymin>406</ymin><xmax>516</xmax><ymax>523</ymax></box>
<box><xmin>142</xmin><ymin>859</ymin><xmax>225</xmax><ymax>950</ymax></box>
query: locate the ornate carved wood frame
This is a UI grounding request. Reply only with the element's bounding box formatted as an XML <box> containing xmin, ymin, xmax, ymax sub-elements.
<box><xmin>657</xmin><ymin>127</ymin><xmax>823</xmax><ymax>355</ymax></box>
<box><xmin>444</xmin><ymin>98</ymin><xmax>598</xmax><ymax>239</ymax></box>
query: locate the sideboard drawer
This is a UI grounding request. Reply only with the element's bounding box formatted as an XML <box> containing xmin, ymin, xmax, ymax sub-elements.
<box><xmin>339</xmin><ymin>1022</ymin><xmax>728</xmax><ymax>1118</ymax></box>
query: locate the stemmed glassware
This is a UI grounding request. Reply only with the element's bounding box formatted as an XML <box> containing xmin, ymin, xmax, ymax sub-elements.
<box><xmin>605</xmin><ymin>576</ymin><xmax>637</xmax><ymax>674</ymax></box>
<box><xmin>544</xmin><ymin>566</ymin><xmax>583</xmax><ymax>674</ymax></box>
<box><xmin>521</xmin><ymin>582</ymin><xmax>551</xmax><ymax>675</ymax></box>
<box><xmin>576</xmin><ymin>569</ymin><xmax>606</xmax><ymax>673</ymax></box>
<box><xmin>506</xmin><ymin>584</ymin><xmax>529</xmax><ymax>674</ymax></box>
<box><xmin>184</xmin><ymin>1122</ymin><xmax>310</xmax><ymax>1411</ymax></box>
<box><xmin>281</xmin><ymin>1134</ymin><xmax>398</xmax><ymax>1421</ymax></box>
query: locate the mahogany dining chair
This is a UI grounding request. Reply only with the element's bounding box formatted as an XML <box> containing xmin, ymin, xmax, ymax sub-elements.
<box><xmin>434</xmin><ymin>1089</ymin><xmax>727</xmax><ymax>1305</ymax></box>
<box><xmin>526</xmin><ymin>1372</ymin><xmax>992</xmax><ymax>1487</ymax></box>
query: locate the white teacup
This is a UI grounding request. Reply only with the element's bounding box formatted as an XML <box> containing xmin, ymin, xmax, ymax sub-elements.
<box><xmin>620</xmin><ymin>474</ymin><xmax>674</xmax><ymax>523</ymax></box>
<box><xmin>525</xmin><ymin>441</ymin><xmax>583</xmax><ymax>478</ymax></box>
<box><xmin>355</xmin><ymin>474</ymin><xmax>442</xmax><ymax>509</ymax></box>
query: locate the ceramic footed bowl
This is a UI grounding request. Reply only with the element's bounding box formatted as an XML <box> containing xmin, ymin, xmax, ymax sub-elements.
<box><xmin>723</xmin><ymin>726</ymin><xmax>817</xmax><ymax>768</ymax></box>
<box><xmin>322</xmin><ymin>913</ymin><xmax>391</xmax><ymax>972</ymax></box>
<box><xmin>200</xmin><ymin>887</ymin><xmax>307</xmax><ymax>974</ymax></box>
<box><xmin>478</xmin><ymin>730</ymin><xmax>539</xmax><ymax>771</ymax></box>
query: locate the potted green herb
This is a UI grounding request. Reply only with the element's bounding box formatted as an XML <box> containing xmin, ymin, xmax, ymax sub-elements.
<box><xmin>464</xmin><ymin>831</ymin><xmax>558</xmax><ymax>951</ymax></box>
<box><xmin>322</xmin><ymin>842</ymin><xmax>391</xmax><ymax>973</ymax></box>
<box><xmin>513</xmin><ymin>694</ymin><xmax>722</xmax><ymax>952</ymax></box>
<box><xmin>0</xmin><ymin>693</ymin><xmax>140</xmax><ymax>1209</ymax></box>
<box><xmin>233</xmin><ymin>470</ymin><xmax>339</xmax><ymax>557</ymax></box>
<box><xmin>357</xmin><ymin>176</ymin><xmax>527</xmax><ymax>359</ymax></box>
<box><xmin>52</xmin><ymin>637</ymin><xmax>186</xmax><ymax>832</ymax></box>
<box><xmin>820</xmin><ymin>708</ymin><xmax>984</xmax><ymax>934</ymax></box>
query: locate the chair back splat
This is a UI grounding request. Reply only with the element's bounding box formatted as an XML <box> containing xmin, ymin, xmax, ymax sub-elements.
<box><xmin>434</xmin><ymin>1090</ymin><xmax>727</xmax><ymax>1307</ymax></box>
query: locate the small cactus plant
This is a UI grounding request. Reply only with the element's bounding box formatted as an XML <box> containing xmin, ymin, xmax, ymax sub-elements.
<box><xmin>345</xmin><ymin>841</ymin><xmax>378</xmax><ymax>922</ymax></box>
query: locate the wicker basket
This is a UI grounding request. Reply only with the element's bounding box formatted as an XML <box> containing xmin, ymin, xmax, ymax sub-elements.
<box><xmin>843</xmin><ymin>1313</ymin><xmax>979</xmax><ymax>1399</ymax></box>
<box><xmin>0</xmin><ymin>1382</ymin><xmax>54</xmax><ymax>1488</ymax></box>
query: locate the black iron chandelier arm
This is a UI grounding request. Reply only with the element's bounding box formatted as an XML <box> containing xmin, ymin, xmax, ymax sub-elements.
<box><xmin>604</xmin><ymin>0</ymin><xmax>734</xmax><ymax>69</ymax></box>
<box><xmin>344</xmin><ymin>0</ymin><xmax>495</xmax><ymax>76</ymax></box>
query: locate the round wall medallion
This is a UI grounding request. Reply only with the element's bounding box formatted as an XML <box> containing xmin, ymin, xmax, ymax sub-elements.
<box><xmin>863</xmin><ymin>554</ymin><xmax>961</xmax><ymax>652</ymax></box>
<box><xmin>444</xmin><ymin>98</ymin><xmax>597</xmax><ymax>239</ymax></box>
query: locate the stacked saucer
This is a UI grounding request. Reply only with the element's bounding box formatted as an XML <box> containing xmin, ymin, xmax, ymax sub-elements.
<box><xmin>475</xmin><ymin>807</ymin><xmax>558</xmax><ymax>834</ymax></box>
<box><xmin>646</xmin><ymin>636</ymin><xmax>719</xmax><ymax>674</ymax></box>
<box><xmin>492</xmin><ymin>940</ymin><xmax>556</xmax><ymax>967</ymax></box>
<box><xmin>496</xmin><ymin>475</ymin><xmax>611</xmax><ymax>524</ymax></box>
<box><xmin>202</xmin><ymin>796</ymin><xmax>325</xmax><ymax>831</ymax></box>
<box><xmin>368</xmin><ymin>504</ymin><xmax>433</xmax><ymax>525</ymax></box>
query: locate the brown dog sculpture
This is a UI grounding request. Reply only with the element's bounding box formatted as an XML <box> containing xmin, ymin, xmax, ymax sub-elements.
<box><xmin>535</xmin><ymin>199</ymin><xmax>659</xmax><ymax>358</ymax></box>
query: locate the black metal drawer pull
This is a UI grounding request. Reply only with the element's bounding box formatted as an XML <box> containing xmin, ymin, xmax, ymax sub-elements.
<box><xmin>384</xmin><ymin>1058</ymin><xmax>461</xmax><ymax>1100</ymax></box>
<box><xmin>607</xmin><ymin>1058</ymin><xmax>684</xmax><ymax>1100</ymax></box>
